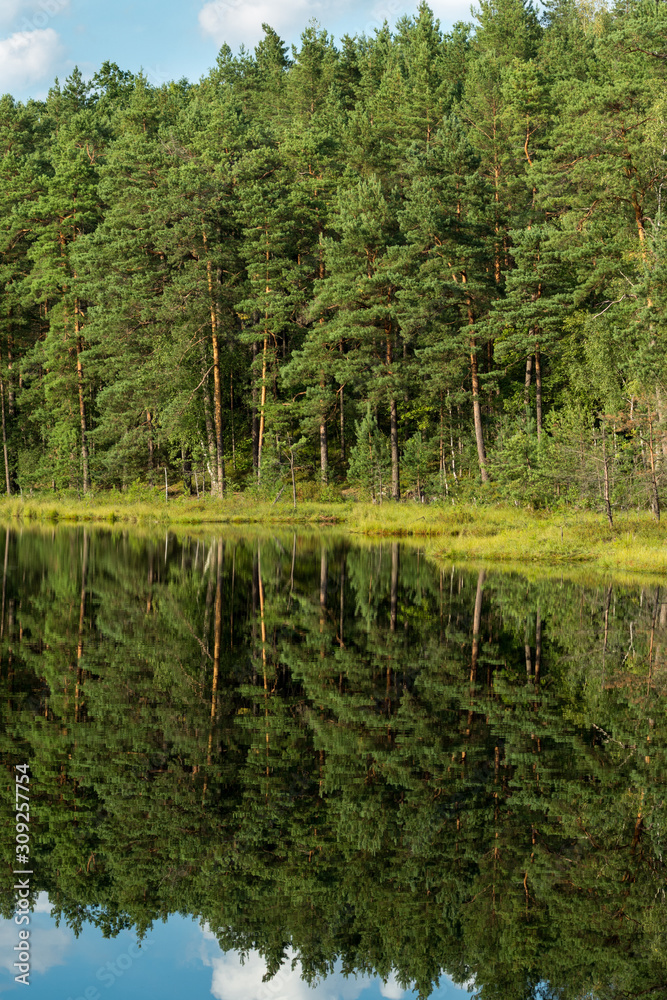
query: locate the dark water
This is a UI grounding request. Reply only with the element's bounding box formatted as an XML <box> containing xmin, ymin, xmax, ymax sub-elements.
<box><xmin>1</xmin><ymin>527</ymin><xmax>666</xmax><ymax>1000</ymax></box>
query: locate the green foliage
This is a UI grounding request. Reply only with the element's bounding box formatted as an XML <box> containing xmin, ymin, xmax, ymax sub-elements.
<box><xmin>347</xmin><ymin>404</ymin><xmax>391</xmax><ymax>499</ymax></box>
<box><xmin>0</xmin><ymin>3</ymin><xmax>666</xmax><ymax>515</ymax></box>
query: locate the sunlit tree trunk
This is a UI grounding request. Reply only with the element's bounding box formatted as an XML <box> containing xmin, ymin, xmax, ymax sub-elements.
<box><xmin>257</xmin><ymin>339</ymin><xmax>268</xmax><ymax>484</ymax></box>
<box><xmin>0</xmin><ymin>361</ymin><xmax>11</xmax><ymax>496</ymax></box>
<box><xmin>74</xmin><ymin>300</ymin><xmax>90</xmax><ymax>494</ymax></box>
<box><xmin>203</xmin><ymin>230</ymin><xmax>225</xmax><ymax>497</ymax></box>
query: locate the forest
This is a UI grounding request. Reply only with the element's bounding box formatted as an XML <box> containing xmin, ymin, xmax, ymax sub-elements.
<box><xmin>1</xmin><ymin>0</ymin><xmax>667</xmax><ymax>513</ymax></box>
<box><xmin>1</xmin><ymin>529</ymin><xmax>666</xmax><ymax>1000</ymax></box>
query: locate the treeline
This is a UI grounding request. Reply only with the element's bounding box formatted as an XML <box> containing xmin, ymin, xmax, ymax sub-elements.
<box><xmin>1</xmin><ymin>0</ymin><xmax>667</xmax><ymax>511</ymax></box>
<box><xmin>1</xmin><ymin>529</ymin><xmax>666</xmax><ymax>999</ymax></box>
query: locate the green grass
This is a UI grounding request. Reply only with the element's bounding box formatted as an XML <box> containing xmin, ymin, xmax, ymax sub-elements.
<box><xmin>1</xmin><ymin>491</ymin><xmax>666</xmax><ymax>577</ymax></box>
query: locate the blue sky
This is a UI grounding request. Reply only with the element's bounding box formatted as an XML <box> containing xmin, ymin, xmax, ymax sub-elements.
<box><xmin>0</xmin><ymin>896</ymin><xmax>474</xmax><ymax>1000</ymax></box>
<box><xmin>0</xmin><ymin>0</ymin><xmax>476</xmax><ymax>102</ymax></box>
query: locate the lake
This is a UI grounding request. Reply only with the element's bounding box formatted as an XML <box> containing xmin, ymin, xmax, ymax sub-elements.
<box><xmin>1</xmin><ymin>527</ymin><xmax>665</xmax><ymax>1000</ymax></box>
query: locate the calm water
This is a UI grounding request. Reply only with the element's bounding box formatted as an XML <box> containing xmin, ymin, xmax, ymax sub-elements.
<box><xmin>1</xmin><ymin>527</ymin><xmax>665</xmax><ymax>1000</ymax></box>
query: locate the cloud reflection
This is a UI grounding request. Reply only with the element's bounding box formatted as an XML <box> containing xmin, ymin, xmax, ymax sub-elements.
<box><xmin>199</xmin><ymin>927</ymin><xmax>405</xmax><ymax>1000</ymax></box>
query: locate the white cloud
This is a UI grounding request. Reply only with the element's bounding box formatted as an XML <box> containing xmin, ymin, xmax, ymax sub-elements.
<box><xmin>198</xmin><ymin>931</ymin><xmax>379</xmax><ymax>1000</ymax></box>
<box><xmin>198</xmin><ymin>0</ymin><xmax>475</xmax><ymax>55</ymax></box>
<box><xmin>427</xmin><ymin>0</ymin><xmax>477</xmax><ymax>25</ymax></box>
<box><xmin>32</xmin><ymin>891</ymin><xmax>53</xmax><ymax>914</ymax></box>
<box><xmin>0</xmin><ymin>27</ymin><xmax>64</xmax><ymax>94</ymax></box>
<box><xmin>198</xmin><ymin>0</ymin><xmax>331</xmax><ymax>50</ymax></box>
<box><xmin>0</xmin><ymin>916</ymin><xmax>72</xmax><ymax>976</ymax></box>
<box><xmin>379</xmin><ymin>973</ymin><xmax>406</xmax><ymax>999</ymax></box>
<box><xmin>0</xmin><ymin>0</ymin><xmax>70</xmax><ymax>33</ymax></box>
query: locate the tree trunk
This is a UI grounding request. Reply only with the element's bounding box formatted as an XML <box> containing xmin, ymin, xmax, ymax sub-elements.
<box><xmin>251</xmin><ymin>341</ymin><xmax>259</xmax><ymax>472</ymax></box>
<box><xmin>602</xmin><ymin>423</ymin><xmax>613</xmax><ymax>528</ymax></box>
<box><xmin>448</xmin><ymin>392</ymin><xmax>458</xmax><ymax>482</ymax></box>
<box><xmin>288</xmin><ymin>436</ymin><xmax>297</xmax><ymax>510</ymax></box>
<box><xmin>648</xmin><ymin>409</ymin><xmax>660</xmax><ymax>522</ymax></box>
<box><xmin>7</xmin><ymin>335</ymin><xmax>15</xmax><ymax>419</ymax></box>
<box><xmin>75</xmin><ymin>301</ymin><xmax>90</xmax><ymax>494</ymax></box>
<box><xmin>182</xmin><ymin>445</ymin><xmax>193</xmax><ymax>495</ymax></box>
<box><xmin>439</xmin><ymin>397</ymin><xmax>448</xmax><ymax>497</ymax></box>
<box><xmin>146</xmin><ymin>410</ymin><xmax>154</xmax><ymax>483</ymax></box>
<box><xmin>201</xmin><ymin>357</ymin><xmax>218</xmax><ymax>492</ymax></box>
<box><xmin>385</xmin><ymin>331</ymin><xmax>400</xmax><ymax>500</ymax></box>
<box><xmin>230</xmin><ymin>369</ymin><xmax>236</xmax><ymax>471</ymax></box>
<box><xmin>320</xmin><ymin>419</ymin><xmax>328</xmax><ymax>485</ymax></box>
<box><xmin>471</xmin><ymin>339</ymin><xmax>489</xmax><ymax>482</ymax></box>
<box><xmin>320</xmin><ymin>370</ymin><xmax>328</xmax><ymax>486</ymax></box>
<box><xmin>1</xmin><ymin>528</ymin><xmax>9</xmax><ymax>638</ymax></box>
<box><xmin>211</xmin><ymin>327</ymin><xmax>225</xmax><ymax>497</ymax></box>
<box><xmin>524</xmin><ymin>354</ymin><xmax>532</xmax><ymax>425</ymax></box>
<box><xmin>390</xmin><ymin>397</ymin><xmax>400</xmax><ymax>499</ymax></box>
<box><xmin>202</xmin><ymin>229</ymin><xmax>225</xmax><ymax>497</ymax></box>
<box><xmin>535</xmin><ymin>342</ymin><xmax>542</xmax><ymax>440</ymax></box>
<box><xmin>340</xmin><ymin>385</ymin><xmax>345</xmax><ymax>463</ymax></box>
<box><xmin>0</xmin><ymin>368</ymin><xmax>11</xmax><ymax>496</ymax></box>
<box><xmin>257</xmin><ymin>338</ymin><xmax>268</xmax><ymax>485</ymax></box>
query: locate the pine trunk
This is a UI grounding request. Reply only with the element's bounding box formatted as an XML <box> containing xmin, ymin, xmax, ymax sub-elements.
<box><xmin>146</xmin><ymin>410</ymin><xmax>154</xmax><ymax>483</ymax></box>
<box><xmin>390</xmin><ymin>396</ymin><xmax>400</xmax><ymax>499</ymax></box>
<box><xmin>211</xmin><ymin>327</ymin><xmax>225</xmax><ymax>498</ymax></box>
<box><xmin>386</xmin><ymin>333</ymin><xmax>400</xmax><ymax>499</ymax></box>
<box><xmin>257</xmin><ymin>338</ymin><xmax>268</xmax><ymax>484</ymax></box>
<box><xmin>75</xmin><ymin>301</ymin><xmax>90</xmax><ymax>494</ymax></box>
<box><xmin>320</xmin><ymin>420</ymin><xmax>328</xmax><ymax>485</ymax></box>
<box><xmin>602</xmin><ymin>423</ymin><xmax>613</xmax><ymax>528</ymax></box>
<box><xmin>0</xmin><ymin>371</ymin><xmax>10</xmax><ymax>496</ymax></box>
<box><xmin>7</xmin><ymin>335</ymin><xmax>15</xmax><ymax>419</ymax></box>
<box><xmin>462</xmin><ymin>273</ymin><xmax>489</xmax><ymax>483</ymax></box>
<box><xmin>524</xmin><ymin>354</ymin><xmax>532</xmax><ymax>424</ymax></box>
<box><xmin>251</xmin><ymin>341</ymin><xmax>259</xmax><ymax>471</ymax></box>
<box><xmin>648</xmin><ymin>410</ymin><xmax>660</xmax><ymax>522</ymax></box>
<box><xmin>535</xmin><ymin>342</ymin><xmax>542</xmax><ymax>440</ymax></box>
<box><xmin>470</xmin><ymin>339</ymin><xmax>489</xmax><ymax>482</ymax></box>
<box><xmin>201</xmin><ymin>360</ymin><xmax>218</xmax><ymax>492</ymax></box>
<box><xmin>230</xmin><ymin>370</ymin><xmax>236</xmax><ymax>471</ymax></box>
<box><xmin>203</xmin><ymin>233</ymin><xmax>225</xmax><ymax>498</ymax></box>
<box><xmin>340</xmin><ymin>385</ymin><xmax>345</xmax><ymax>463</ymax></box>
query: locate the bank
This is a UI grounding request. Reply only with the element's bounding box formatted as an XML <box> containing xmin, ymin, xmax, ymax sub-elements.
<box><xmin>0</xmin><ymin>492</ymin><xmax>665</xmax><ymax>577</ymax></box>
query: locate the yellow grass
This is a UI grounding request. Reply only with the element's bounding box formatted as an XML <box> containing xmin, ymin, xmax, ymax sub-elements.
<box><xmin>0</xmin><ymin>492</ymin><xmax>665</xmax><ymax>578</ymax></box>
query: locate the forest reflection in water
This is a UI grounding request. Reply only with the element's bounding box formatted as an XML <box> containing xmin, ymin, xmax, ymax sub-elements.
<box><xmin>0</xmin><ymin>526</ymin><xmax>666</xmax><ymax>1000</ymax></box>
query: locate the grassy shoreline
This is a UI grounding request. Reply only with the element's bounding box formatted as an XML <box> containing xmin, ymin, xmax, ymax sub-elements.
<box><xmin>0</xmin><ymin>492</ymin><xmax>666</xmax><ymax>576</ymax></box>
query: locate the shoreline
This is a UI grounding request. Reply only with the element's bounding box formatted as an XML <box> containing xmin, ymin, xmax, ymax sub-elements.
<box><xmin>0</xmin><ymin>494</ymin><xmax>666</xmax><ymax>578</ymax></box>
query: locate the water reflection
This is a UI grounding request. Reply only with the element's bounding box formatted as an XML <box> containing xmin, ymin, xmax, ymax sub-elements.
<box><xmin>1</xmin><ymin>897</ymin><xmax>467</xmax><ymax>1000</ymax></box>
<box><xmin>0</xmin><ymin>527</ymin><xmax>666</xmax><ymax>1000</ymax></box>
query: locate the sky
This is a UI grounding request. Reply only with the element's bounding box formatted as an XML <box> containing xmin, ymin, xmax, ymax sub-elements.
<box><xmin>0</xmin><ymin>895</ymin><xmax>474</xmax><ymax>1000</ymax></box>
<box><xmin>0</xmin><ymin>0</ymin><xmax>477</xmax><ymax>103</ymax></box>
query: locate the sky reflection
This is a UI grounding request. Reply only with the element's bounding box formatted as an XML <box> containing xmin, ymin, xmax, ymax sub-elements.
<box><xmin>0</xmin><ymin>896</ymin><xmax>472</xmax><ymax>1000</ymax></box>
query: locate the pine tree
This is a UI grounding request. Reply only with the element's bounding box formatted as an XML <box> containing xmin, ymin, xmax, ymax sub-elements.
<box><xmin>26</xmin><ymin>71</ymin><xmax>104</xmax><ymax>492</ymax></box>
<box><xmin>312</xmin><ymin>176</ymin><xmax>403</xmax><ymax>497</ymax></box>
<box><xmin>399</xmin><ymin>121</ymin><xmax>495</xmax><ymax>482</ymax></box>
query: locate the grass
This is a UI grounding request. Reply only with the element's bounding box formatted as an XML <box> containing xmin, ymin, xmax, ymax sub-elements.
<box><xmin>1</xmin><ymin>490</ymin><xmax>666</xmax><ymax>577</ymax></box>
